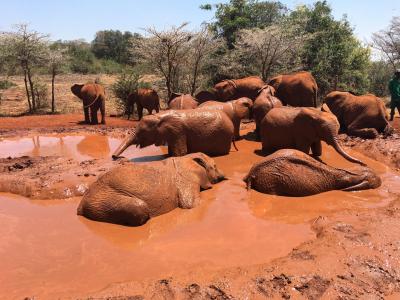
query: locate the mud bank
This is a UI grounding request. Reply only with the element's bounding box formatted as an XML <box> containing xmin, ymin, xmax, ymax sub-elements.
<box><xmin>0</xmin><ymin>120</ymin><xmax>399</xmax><ymax>299</ymax></box>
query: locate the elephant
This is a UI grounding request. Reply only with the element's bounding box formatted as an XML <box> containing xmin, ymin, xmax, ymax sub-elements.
<box><xmin>112</xmin><ymin>109</ymin><xmax>237</xmax><ymax>159</ymax></box>
<box><xmin>71</xmin><ymin>83</ymin><xmax>106</xmax><ymax>124</ymax></box>
<box><xmin>253</xmin><ymin>85</ymin><xmax>283</xmax><ymax>136</ymax></box>
<box><xmin>243</xmin><ymin>149</ymin><xmax>381</xmax><ymax>196</ymax></box>
<box><xmin>168</xmin><ymin>93</ymin><xmax>199</xmax><ymax>110</ymax></box>
<box><xmin>195</xmin><ymin>90</ymin><xmax>217</xmax><ymax>104</ymax></box>
<box><xmin>126</xmin><ymin>88</ymin><xmax>160</xmax><ymax>120</ymax></box>
<box><xmin>197</xmin><ymin>97</ymin><xmax>253</xmax><ymax>139</ymax></box>
<box><xmin>268</xmin><ymin>71</ymin><xmax>318</xmax><ymax>107</ymax></box>
<box><xmin>78</xmin><ymin>152</ymin><xmax>225</xmax><ymax>226</ymax></box>
<box><xmin>214</xmin><ymin>76</ymin><xmax>265</xmax><ymax>102</ymax></box>
<box><xmin>322</xmin><ymin>91</ymin><xmax>392</xmax><ymax>139</ymax></box>
<box><xmin>260</xmin><ymin>106</ymin><xmax>365</xmax><ymax>165</ymax></box>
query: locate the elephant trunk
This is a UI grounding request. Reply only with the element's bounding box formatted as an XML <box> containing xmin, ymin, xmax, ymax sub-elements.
<box><xmin>112</xmin><ymin>130</ymin><xmax>137</xmax><ymax>160</ymax></box>
<box><xmin>329</xmin><ymin>136</ymin><xmax>366</xmax><ymax>166</ymax></box>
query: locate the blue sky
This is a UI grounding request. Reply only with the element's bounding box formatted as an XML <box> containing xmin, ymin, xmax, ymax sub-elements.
<box><xmin>0</xmin><ymin>0</ymin><xmax>398</xmax><ymax>43</ymax></box>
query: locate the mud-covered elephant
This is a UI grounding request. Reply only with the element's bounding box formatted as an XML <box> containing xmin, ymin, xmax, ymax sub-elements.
<box><xmin>244</xmin><ymin>149</ymin><xmax>380</xmax><ymax>196</ymax></box>
<box><xmin>112</xmin><ymin>109</ymin><xmax>236</xmax><ymax>158</ymax></box>
<box><xmin>127</xmin><ymin>88</ymin><xmax>160</xmax><ymax>120</ymax></box>
<box><xmin>214</xmin><ymin>76</ymin><xmax>265</xmax><ymax>101</ymax></box>
<box><xmin>71</xmin><ymin>83</ymin><xmax>106</xmax><ymax>124</ymax></box>
<box><xmin>197</xmin><ymin>97</ymin><xmax>253</xmax><ymax>139</ymax></box>
<box><xmin>322</xmin><ymin>91</ymin><xmax>392</xmax><ymax>139</ymax></box>
<box><xmin>195</xmin><ymin>90</ymin><xmax>217</xmax><ymax>104</ymax></box>
<box><xmin>78</xmin><ymin>153</ymin><xmax>225</xmax><ymax>226</ymax></box>
<box><xmin>268</xmin><ymin>71</ymin><xmax>318</xmax><ymax>107</ymax></box>
<box><xmin>253</xmin><ymin>85</ymin><xmax>283</xmax><ymax>136</ymax></box>
<box><xmin>168</xmin><ymin>93</ymin><xmax>199</xmax><ymax>110</ymax></box>
<box><xmin>260</xmin><ymin>107</ymin><xmax>365</xmax><ymax>165</ymax></box>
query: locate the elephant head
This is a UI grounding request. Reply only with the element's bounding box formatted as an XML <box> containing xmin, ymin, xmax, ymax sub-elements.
<box><xmin>297</xmin><ymin>108</ymin><xmax>366</xmax><ymax>165</ymax></box>
<box><xmin>71</xmin><ymin>84</ymin><xmax>84</xmax><ymax>98</ymax></box>
<box><xmin>341</xmin><ymin>166</ymin><xmax>381</xmax><ymax>191</ymax></box>
<box><xmin>187</xmin><ymin>152</ymin><xmax>226</xmax><ymax>184</ymax></box>
<box><xmin>214</xmin><ymin>80</ymin><xmax>237</xmax><ymax>101</ymax></box>
<box><xmin>231</xmin><ymin>97</ymin><xmax>253</xmax><ymax>119</ymax></box>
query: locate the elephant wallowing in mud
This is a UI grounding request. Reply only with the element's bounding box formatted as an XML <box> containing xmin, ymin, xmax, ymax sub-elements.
<box><xmin>244</xmin><ymin>149</ymin><xmax>381</xmax><ymax>196</ymax></box>
<box><xmin>268</xmin><ymin>71</ymin><xmax>318</xmax><ymax>107</ymax></box>
<box><xmin>260</xmin><ymin>107</ymin><xmax>365</xmax><ymax>165</ymax></box>
<box><xmin>197</xmin><ymin>97</ymin><xmax>253</xmax><ymax>139</ymax></box>
<box><xmin>214</xmin><ymin>76</ymin><xmax>265</xmax><ymax>101</ymax></box>
<box><xmin>127</xmin><ymin>88</ymin><xmax>160</xmax><ymax>120</ymax></box>
<box><xmin>168</xmin><ymin>93</ymin><xmax>199</xmax><ymax>110</ymax></box>
<box><xmin>78</xmin><ymin>153</ymin><xmax>225</xmax><ymax>226</ymax></box>
<box><xmin>112</xmin><ymin>109</ymin><xmax>237</xmax><ymax>158</ymax></box>
<box><xmin>322</xmin><ymin>91</ymin><xmax>392</xmax><ymax>139</ymax></box>
<box><xmin>71</xmin><ymin>83</ymin><xmax>106</xmax><ymax>125</ymax></box>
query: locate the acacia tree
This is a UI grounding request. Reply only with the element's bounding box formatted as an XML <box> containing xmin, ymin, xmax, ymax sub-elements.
<box><xmin>0</xmin><ymin>24</ymin><xmax>48</xmax><ymax>112</ymax></box>
<box><xmin>233</xmin><ymin>22</ymin><xmax>307</xmax><ymax>81</ymax></box>
<box><xmin>132</xmin><ymin>23</ymin><xmax>191</xmax><ymax>98</ymax></box>
<box><xmin>47</xmin><ymin>47</ymin><xmax>67</xmax><ymax>113</ymax></box>
<box><xmin>372</xmin><ymin>16</ymin><xmax>400</xmax><ymax>69</ymax></box>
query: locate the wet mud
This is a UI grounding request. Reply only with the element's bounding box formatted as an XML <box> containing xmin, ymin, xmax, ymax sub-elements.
<box><xmin>0</xmin><ymin>119</ymin><xmax>399</xmax><ymax>299</ymax></box>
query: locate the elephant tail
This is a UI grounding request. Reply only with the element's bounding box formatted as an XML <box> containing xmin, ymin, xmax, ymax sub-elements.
<box><xmin>232</xmin><ymin>136</ymin><xmax>239</xmax><ymax>151</ymax></box>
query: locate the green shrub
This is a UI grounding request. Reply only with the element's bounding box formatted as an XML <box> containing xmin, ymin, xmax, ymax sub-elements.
<box><xmin>0</xmin><ymin>80</ymin><xmax>16</xmax><ymax>90</ymax></box>
<box><xmin>30</xmin><ymin>81</ymin><xmax>49</xmax><ymax>109</ymax></box>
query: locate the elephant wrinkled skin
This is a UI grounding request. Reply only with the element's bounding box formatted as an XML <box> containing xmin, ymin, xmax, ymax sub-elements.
<box><xmin>260</xmin><ymin>107</ymin><xmax>365</xmax><ymax>165</ymax></box>
<box><xmin>112</xmin><ymin>109</ymin><xmax>236</xmax><ymax>158</ymax></box>
<box><xmin>214</xmin><ymin>76</ymin><xmax>265</xmax><ymax>101</ymax></box>
<box><xmin>244</xmin><ymin>149</ymin><xmax>381</xmax><ymax>196</ymax></box>
<box><xmin>71</xmin><ymin>83</ymin><xmax>106</xmax><ymax>125</ymax></box>
<box><xmin>322</xmin><ymin>91</ymin><xmax>392</xmax><ymax>139</ymax></box>
<box><xmin>197</xmin><ymin>97</ymin><xmax>253</xmax><ymax>139</ymax></box>
<box><xmin>268</xmin><ymin>71</ymin><xmax>318</xmax><ymax>107</ymax></box>
<box><xmin>127</xmin><ymin>88</ymin><xmax>160</xmax><ymax>120</ymax></box>
<box><xmin>78</xmin><ymin>153</ymin><xmax>225</xmax><ymax>226</ymax></box>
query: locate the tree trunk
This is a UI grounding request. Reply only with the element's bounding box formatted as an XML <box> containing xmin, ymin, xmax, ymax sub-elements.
<box><xmin>27</xmin><ymin>67</ymin><xmax>36</xmax><ymax>112</ymax></box>
<box><xmin>23</xmin><ymin>70</ymin><xmax>32</xmax><ymax>112</ymax></box>
<box><xmin>51</xmin><ymin>71</ymin><xmax>56</xmax><ymax>113</ymax></box>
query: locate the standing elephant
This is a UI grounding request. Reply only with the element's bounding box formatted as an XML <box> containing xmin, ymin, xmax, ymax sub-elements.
<box><xmin>260</xmin><ymin>106</ymin><xmax>365</xmax><ymax>165</ymax></box>
<box><xmin>127</xmin><ymin>88</ymin><xmax>160</xmax><ymax>120</ymax></box>
<box><xmin>253</xmin><ymin>85</ymin><xmax>283</xmax><ymax>136</ymax></box>
<box><xmin>214</xmin><ymin>76</ymin><xmax>265</xmax><ymax>102</ymax></box>
<box><xmin>78</xmin><ymin>153</ymin><xmax>225</xmax><ymax>226</ymax></box>
<box><xmin>112</xmin><ymin>109</ymin><xmax>236</xmax><ymax>158</ymax></box>
<box><xmin>244</xmin><ymin>149</ymin><xmax>380</xmax><ymax>196</ymax></box>
<box><xmin>268</xmin><ymin>71</ymin><xmax>318</xmax><ymax>107</ymax></box>
<box><xmin>322</xmin><ymin>91</ymin><xmax>392</xmax><ymax>139</ymax></box>
<box><xmin>197</xmin><ymin>97</ymin><xmax>253</xmax><ymax>139</ymax></box>
<box><xmin>71</xmin><ymin>83</ymin><xmax>106</xmax><ymax>124</ymax></box>
<box><xmin>168</xmin><ymin>93</ymin><xmax>199</xmax><ymax>110</ymax></box>
<box><xmin>195</xmin><ymin>90</ymin><xmax>217</xmax><ymax>104</ymax></box>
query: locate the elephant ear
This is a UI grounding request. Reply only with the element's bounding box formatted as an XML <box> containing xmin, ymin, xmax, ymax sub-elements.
<box><xmin>296</xmin><ymin>108</ymin><xmax>320</xmax><ymax>131</ymax></box>
<box><xmin>192</xmin><ymin>155</ymin><xmax>209</xmax><ymax>171</ymax></box>
<box><xmin>156</xmin><ymin>114</ymin><xmax>183</xmax><ymax>145</ymax></box>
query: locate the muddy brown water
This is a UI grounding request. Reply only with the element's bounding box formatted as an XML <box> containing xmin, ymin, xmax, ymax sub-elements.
<box><xmin>0</xmin><ymin>132</ymin><xmax>399</xmax><ymax>299</ymax></box>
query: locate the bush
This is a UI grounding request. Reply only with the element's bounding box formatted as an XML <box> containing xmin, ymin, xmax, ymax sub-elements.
<box><xmin>31</xmin><ymin>81</ymin><xmax>49</xmax><ymax>109</ymax></box>
<box><xmin>0</xmin><ymin>80</ymin><xmax>16</xmax><ymax>90</ymax></box>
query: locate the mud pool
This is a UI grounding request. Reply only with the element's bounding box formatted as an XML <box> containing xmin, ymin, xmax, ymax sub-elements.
<box><xmin>0</xmin><ymin>132</ymin><xmax>399</xmax><ymax>299</ymax></box>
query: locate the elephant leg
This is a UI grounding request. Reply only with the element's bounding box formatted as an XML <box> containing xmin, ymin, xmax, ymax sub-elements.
<box><xmin>100</xmin><ymin>97</ymin><xmax>106</xmax><ymax>124</ymax></box>
<box><xmin>90</xmin><ymin>105</ymin><xmax>99</xmax><ymax>125</ymax></box>
<box><xmin>295</xmin><ymin>140</ymin><xmax>311</xmax><ymax>154</ymax></box>
<box><xmin>177</xmin><ymin>181</ymin><xmax>201</xmax><ymax>209</ymax></box>
<box><xmin>137</xmin><ymin>104</ymin><xmax>143</xmax><ymax>120</ymax></box>
<box><xmin>107</xmin><ymin>195</ymin><xmax>151</xmax><ymax>226</ymax></box>
<box><xmin>147</xmin><ymin>108</ymin><xmax>153</xmax><ymax>116</ymax></box>
<box><xmin>155</xmin><ymin>105</ymin><xmax>160</xmax><ymax>113</ymax></box>
<box><xmin>347</xmin><ymin>126</ymin><xmax>379</xmax><ymax>139</ymax></box>
<box><xmin>83</xmin><ymin>105</ymin><xmax>90</xmax><ymax>124</ymax></box>
<box><xmin>261</xmin><ymin>142</ymin><xmax>275</xmax><ymax>155</ymax></box>
<box><xmin>168</xmin><ymin>135</ymin><xmax>188</xmax><ymax>156</ymax></box>
<box><xmin>311</xmin><ymin>140</ymin><xmax>322</xmax><ymax>157</ymax></box>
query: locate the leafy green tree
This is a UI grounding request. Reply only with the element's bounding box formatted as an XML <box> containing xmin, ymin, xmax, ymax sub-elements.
<box><xmin>368</xmin><ymin>60</ymin><xmax>393</xmax><ymax>97</ymax></box>
<box><xmin>201</xmin><ymin>0</ymin><xmax>286</xmax><ymax>48</ymax></box>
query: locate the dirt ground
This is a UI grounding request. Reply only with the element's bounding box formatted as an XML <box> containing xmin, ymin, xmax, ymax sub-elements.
<box><xmin>0</xmin><ymin>110</ymin><xmax>400</xmax><ymax>298</ymax></box>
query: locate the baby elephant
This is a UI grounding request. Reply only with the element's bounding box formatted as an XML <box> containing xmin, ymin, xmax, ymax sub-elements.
<box><xmin>78</xmin><ymin>153</ymin><xmax>225</xmax><ymax>226</ymax></box>
<box><xmin>244</xmin><ymin>149</ymin><xmax>381</xmax><ymax>197</ymax></box>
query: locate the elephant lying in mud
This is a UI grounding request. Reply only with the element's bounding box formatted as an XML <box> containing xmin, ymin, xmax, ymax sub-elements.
<box><xmin>127</xmin><ymin>88</ymin><xmax>160</xmax><ymax>120</ymax></box>
<box><xmin>244</xmin><ymin>149</ymin><xmax>381</xmax><ymax>196</ymax></box>
<box><xmin>260</xmin><ymin>107</ymin><xmax>365</xmax><ymax>165</ymax></box>
<box><xmin>112</xmin><ymin>109</ymin><xmax>237</xmax><ymax>158</ymax></box>
<box><xmin>214</xmin><ymin>76</ymin><xmax>265</xmax><ymax>101</ymax></box>
<box><xmin>168</xmin><ymin>93</ymin><xmax>199</xmax><ymax>110</ymax></box>
<box><xmin>322</xmin><ymin>91</ymin><xmax>392</xmax><ymax>139</ymax></box>
<box><xmin>71</xmin><ymin>83</ymin><xmax>106</xmax><ymax>125</ymax></box>
<box><xmin>197</xmin><ymin>97</ymin><xmax>253</xmax><ymax>139</ymax></box>
<box><xmin>78</xmin><ymin>153</ymin><xmax>225</xmax><ymax>226</ymax></box>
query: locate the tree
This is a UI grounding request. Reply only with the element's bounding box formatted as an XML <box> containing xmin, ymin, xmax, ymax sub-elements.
<box><xmin>372</xmin><ymin>16</ymin><xmax>400</xmax><ymax>69</ymax></box>
<box><xmin>368</xmin><ymin>60</ymin><xmax>394</xmax><ymax>97</ymax></box>
<box><xmin>0</xmin><ymin>24</ymin><xmax>48</xmax><ymax>112</ymax></box>
<box><xmin>233</xmin><ymin>21</ymin><xmax>307</xmax><ymax>81</ymax></box>
<box><xmin>132</xmin><ymin>23</ymin><xmax>191</xmax><ymax>98</ymax></box>
<box><xmin>201</xmin><ymin>0</ymin><xmax>287</xmax><ymax>47</ymax></box>
<box><xmin>47</xmin><ymin>46</ymin><xmax>67</xmax><ymax>112</ymax></box>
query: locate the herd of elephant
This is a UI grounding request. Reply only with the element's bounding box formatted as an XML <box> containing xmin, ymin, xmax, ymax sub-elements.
<box><xmin>72</xmin><ymin>71</ymin><xmax>389</xmax><ymax>227</ymax></box>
